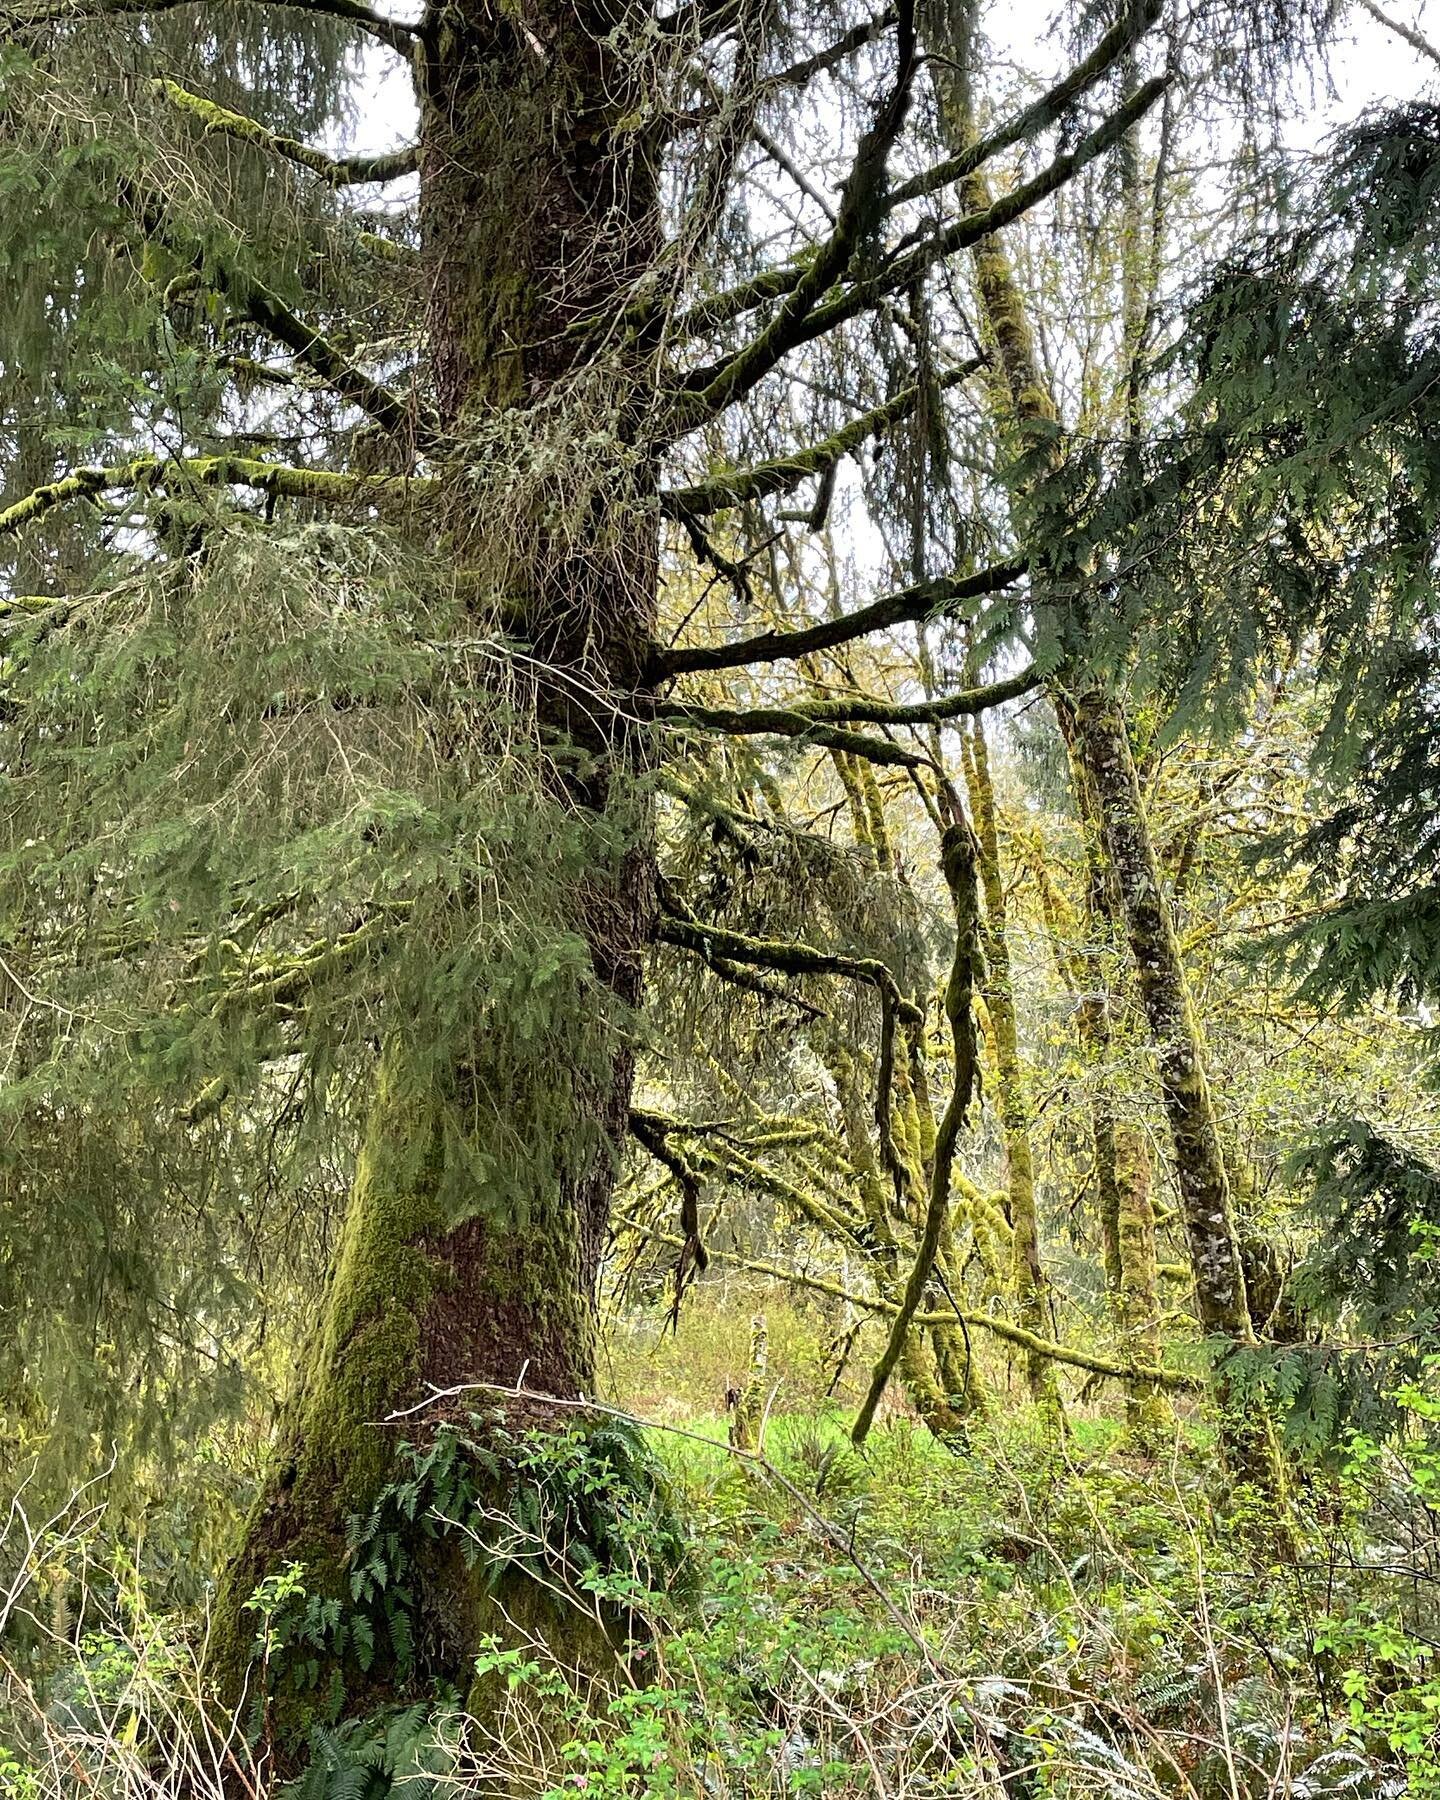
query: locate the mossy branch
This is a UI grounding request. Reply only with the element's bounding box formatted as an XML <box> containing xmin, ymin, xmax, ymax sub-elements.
<box><xmin>666</xmin><ymin>666</ymin><xmax>1041</xmax><ymax>737</ymax></box>
<box><xmin>214</xmin><ymin>270</ymin><xmax>427</xmax><ymax>444</ymax></box>
<box><xmin>660</xmin><ymin>702</ymin><xmax>933</xmax><ymax>769</ymax></box>
<box><xmin>0</xmin><ymin>455</ymin><xmax>425</xmax><ymax>537</ymax></box>
<box><xmin>153</xmin><ymin>79</ymin><xmax>418</xmax><ymax>184</ymax></box>
<box><xmin>656</xmin><ymin>908</ymin><xmax>923</xmax><ymax>1025</ymax></box>
<box><xmin>662</xmin><ymin>357</ymin><xmax>982</xmax><ymax>516</ymax></box>
<box><xmin>853</xmin><ymin>821</ymin><xmax>982</xmax><ymax>1444</ymax></box>
<box><xmin>654</xmin><ymin>557</ymin><xmax>1026</xmax><ymax>679</ymax></box>
<box><xmin>889</xmin><ymin>1</ymin><xmax>1162</xmax><ymax>209</ymax></box>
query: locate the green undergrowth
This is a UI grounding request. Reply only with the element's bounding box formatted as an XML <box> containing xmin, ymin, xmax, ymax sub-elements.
<box><xmin>4</xmin><ymin>1405</ymin><xmax>1440</xmax><ymax>1797</ymax></box>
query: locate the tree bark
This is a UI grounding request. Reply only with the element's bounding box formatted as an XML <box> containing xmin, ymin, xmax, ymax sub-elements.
<box><xmin>214</xmin><ymin>0</ymin><xmax>663</xmax><ymax>1727</ymax></box>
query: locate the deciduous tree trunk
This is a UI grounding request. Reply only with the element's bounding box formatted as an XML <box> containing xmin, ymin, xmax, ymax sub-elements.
<box><xmin>962</xmin><ymin>720</ymin><xmax>1061</xmax><ymax>1422</ymax></box>
<box><xmin>1069</xmin><ymin>694</ymin><xmax>1287</xmax><ymax>1499</ymax></box>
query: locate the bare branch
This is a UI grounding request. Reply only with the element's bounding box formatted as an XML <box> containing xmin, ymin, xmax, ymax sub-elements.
<box><xmin>662</xmin><ymin>356</ymin><xmax>982</xmax><ymax>516</ymax></box>
<box><xmin>653</xmin><ymin>556</ymin><xmax>1026</xmax><ymax>678</ymax></box>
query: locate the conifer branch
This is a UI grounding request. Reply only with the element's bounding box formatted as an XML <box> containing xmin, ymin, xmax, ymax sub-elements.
<box><xmin>212</xmin><ymin>269</ymin><xmax>428</xmax><ymax>444</ymax></box>
<box><xmin>672</xmin><ymin>0</ymin><xmax>919</xmax><ymax>426</ymax></box>
<box><xmin>653</xmin><ymin>557</ymin><xmax>1026</xmax><ymax>677</ymax></box>
<box><xmin>120</xmin><ymin>177</ymin><xmax>431</xmax><ymax>443</ymax></box>
<box><xmin>662</xmin><ymin>357</ymin><xmax>982</xmax><ymax>516</ymax></box>
<box><xmin>153</xmin><ymin>80</ymin><xmax>419</xmax><ymax>185</ymax></box>
<box><xmin>669</xmin><ymin>665</ymin><xmax>1040</xmax><ymax>730</ymax></box>
<box><xmin>2</xmin><ymin>0</ymin><xmax>418</xmax><ymax>53</ymax></box>
<box><xmin>0</xmin><ymin>455</ymin><xmax>423</xmax><ymax>536</ymax></box>
<box><xmin>657</xmin><ymin>905</ymin><xmax>923</xmax><ymax>1024</ymax></box>
<box><xmin>677</xmin><ymin>76</ymin><xmax>1168</xmax><ymax>383</ymax></box>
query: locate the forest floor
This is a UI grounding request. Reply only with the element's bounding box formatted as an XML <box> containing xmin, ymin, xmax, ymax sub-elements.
<box><xmin>3</xmin><ymin>1318</ymin><xmax>1438</xmax><ymax>1798</ymax></box>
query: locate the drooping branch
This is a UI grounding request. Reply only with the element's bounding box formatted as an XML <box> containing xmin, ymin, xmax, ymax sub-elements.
<box><xmin>627</xmin><ymin>1110</ymin><xmax>709</xmax><ymax>1312</ymax></box>
<box><xmin>853</xmin><ymin>819</ymin><xmax>982</xmax><ymax>1444</ymax></box>
<box><xmin>656</xmin><ymin>906</ymin><xmax>923</xmax><ymax>1024</ymax></box>
<box><xmin>677</xmin><ymin>76</ymin><xmax>1169</xmax><ymax>390</ymax></box>
<box><xmin>153</xmin><ymin>80</ymin><xmax>419</xmax><ymax>185</ymax></box>
<box><xmin>653</xmin><ymin>557</ymin><xmax>1026</xmax><ymax>678</ymax></box>
<box><xmin>1</xmin><ymin>0</ymin><xmax>419</xmax><ymax>52</ymax></box>
<box><xmin>660</xmin><ymin>702</ymin><xmax>933</xmax><ymax>768</ymax></box>
<box><xmin>615</xmin><ymin>1219</ymin><xmax>1200</xmax><ymax>1390</ymax></box>
<box><xmin>662</xmin><ymin>356</ymin><xmax>982</xmax><ymax>516</ymax></box>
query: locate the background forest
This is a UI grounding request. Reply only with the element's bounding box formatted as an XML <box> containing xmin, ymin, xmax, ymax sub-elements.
<box><xmin>2</xmin><ymin>0</ymin><xmax>1440</xmax><ymax>1792</ymax></box>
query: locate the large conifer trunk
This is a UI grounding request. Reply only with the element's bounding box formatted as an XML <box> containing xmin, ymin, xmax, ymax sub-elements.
<box><xmin>215</xmin><ymin>0</ymin><xmax>660</xmax><ymax>1719</ymax></box>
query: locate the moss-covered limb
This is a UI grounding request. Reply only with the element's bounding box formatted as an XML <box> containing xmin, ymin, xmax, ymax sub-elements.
<box><xmin>660</xmin><ymin>701</ymin><xmax>933</xmax><ymax>769</ymax></box>
<box><xmin>0</xmin><ymin>458</ymin><xmax>152</xmax><ymax>536</ymax></box>
<box><xmin>962</xmin><ymin>722</ymin><xmax>1059</xmax><ymax>1415</ymax></box>
<box><xmin>656</xmin><ymin>908</ymin><xmax>922</xmax><ymax>1024</ymax></box>
<box><xmin>0</xmin><ymin>591</ymin><xmax>69</xmax><ymax>617</ymax></box>
<box><xmin>655</xmin><ymin>557</ymin><xmax>1026</xmax><ymax>680</ymax></box>
<box><xmin>614</xmin><ymin>1219</ymin><xmax>1196</xmax><ymax>1391</ymax></box>
<box><xmin>711</xmin><ymin>1139</ymin><xmax>872</xmax><ymax>1251</ymax></box>
<box><xmin>2</xmin><ymin>0</ymin><xmax>417</xmax><ymax>48</ymax></box>
<box><xmin>663</xmin><ymin>357</ymin><xmax>982</xmax><ymax>516</ymax></box>
<box><xmin>677</xmin><ymin>78</ymin><xmax>1167</xmax><ymax>406</ymax></box>
<box><xmin>673</xmin><ymin>0</ymin><xmax>920</xmax><ymax>427</ymax></box>
<box><xmin>890</xmin><ymin>2</ymin><xmax>1161</xmax><ymax>208</ymax></box>
<box><xmin>852</xmin><ymin>821</ymin><xmax>981</xmax><ymax>1446</ymax></box>
<box><xmin>0</xmin><ymin>453</ymin><xmax>422</xmax><ymax>540</ymax></box>
<box><xmin>153</xmin><ymin>79</ymin><xmax>418</xmax><ymax>184</ymax></box>
<box><xmin>216</xmin><ymin>270</ymin><xmax>427</xmax><ymax>444</ymax></box>
<box><xmin>774</xmin><ymin>664</ymin><xmax>1040</xmax><ymax>728</ymax></box>
<box><xmin>672</xmin><ymin>6</ymin><xmax>1156</xmax><ymax>344</ymax></box>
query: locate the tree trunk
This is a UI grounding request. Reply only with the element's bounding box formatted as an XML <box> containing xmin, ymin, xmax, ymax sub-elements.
<box><xmin>214</xmin><ymin>0</ymin><xmax>664</xmax><ymax>1730</ymax></box>
<box><xmin>962</xmin><ymin>721</ymin><xmax>1061</xmax><ymax>1422</ymax></box>
<box><xmin>1069</xmin><ymin>694</ymin><xmax>1287</xmax><ymax>1498</ymax></box>
<box><xmin>1048</xmin><ymin>706</ymin><xmax>1172</xmax><ymax>1443</ymax></box>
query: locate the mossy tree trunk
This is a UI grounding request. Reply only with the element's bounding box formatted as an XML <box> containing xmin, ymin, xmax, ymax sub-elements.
<box><xmin>1048</xmin><ymin>707</ymin><xmax>1172</xmax><ymax>1444</ymax></box>
<box><xmin>215</xmin><ymin>0</ymin><xmax>663</xmax><ymax>1728</ymax></box>
<box><xmin>961</xmin><ymin>720</ymin><xmax>1061</xmax><ymax>1422</ymax></box>
<box><xmin>1068</xmin><ymin>694</ymin><xmax>1287</xmax><ymax>1498</ymax></box>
